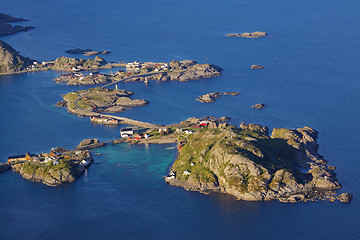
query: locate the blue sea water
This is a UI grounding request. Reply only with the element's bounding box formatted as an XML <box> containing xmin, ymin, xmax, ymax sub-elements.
<box><xmin>0</xmin><ymin>0</ymin><xmax>359</xmax><ymax>239</ymax></box>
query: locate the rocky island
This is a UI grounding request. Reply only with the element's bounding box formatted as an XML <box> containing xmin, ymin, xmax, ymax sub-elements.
<box><xmin>162</xmin><ymin>121</ymin><xmax>350</xmax><ymax>203</ymax></box>
<box><xmin>8</xmin><ymin>147</ymin><xmax>93</xmax><ymax>186</ymax></box>
<box><xmin>0</xmin><ymin>13</ymin><xmax>34</xmax><ymax>36</ymax></box>
<box><xmin>58</xmin><ymin>87</ymin><xmax>148</xmax><ymax>115</ymax></box>
<box><xmin>54</xmin><ymin>60</ymin><xmax>222</xmax><ymax>85</ymax></box>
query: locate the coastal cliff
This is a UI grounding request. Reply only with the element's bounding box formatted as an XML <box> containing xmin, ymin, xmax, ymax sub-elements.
<box><xmin>165</xmin><ymin>123</ymin><xmax>345</xmax><ymax>202</ymax></box>
<box><xmin>0</xmin><ymin>40</ymin><xmax>34</xmax><ymax>74</ymax></box>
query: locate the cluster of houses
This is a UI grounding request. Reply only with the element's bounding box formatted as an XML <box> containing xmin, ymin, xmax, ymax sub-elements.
<box><xmin>125</xmin><ymin>61</ymin><xmax>173</xmax><ymax>74</ymax></box>
<box><xmin>7</xmin><ymin>149</ymin><xmax>93</xmax><ymax>169</ymax></box>
<box><xmin>55</xmin><ymin>73</ymin><xmax>85</xmax><ymax>82</ymax></box>
<box><xmin>120</xmin><ymin>127</ymin><xmax>149</xmax><ymax>140</ymax></box>
<box><xmin>26</xmin><ymin>61</ymin><xmax>53</xmax><ymax>71</ymax></box>
<box><xmin>90</xmin><ymin>116</ymin><xmax>119</xmax><ymax>125</ymax></box>
<box><xmin>126</xmin><ymin>61</ymin><xmax>141</xmax><ymax>72</ymax></box>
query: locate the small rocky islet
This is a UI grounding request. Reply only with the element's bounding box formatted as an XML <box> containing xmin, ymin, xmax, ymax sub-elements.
<box><xmin>196</xmin><ymin>92</ymin><xmax>240</xmax><ymax>103</ymax></box>
<box><xmin>226</xmin><ymin>31</ymin><xmax>267</xmax><ymax>38</ymax></box>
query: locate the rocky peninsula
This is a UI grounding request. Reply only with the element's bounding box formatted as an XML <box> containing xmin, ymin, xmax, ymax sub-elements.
<box><xmin>0</xmin><ymin>13</ymin><xmax>34</xmax><ymax>36</ymax></box>
<box><xmin>163</xmin><ymin>121</ymin><xmax>351</xmax><ymax>203</ymax></box>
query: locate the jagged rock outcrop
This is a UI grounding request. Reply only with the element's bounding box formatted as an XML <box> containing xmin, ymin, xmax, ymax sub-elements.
<box><xmin>0</xmin><ymin>40</ymin><xmax>34</xmax><ymax>74</ymax></box>
<box><xmin>165</xmin><ymin>123</ymin><xmax>348</xmax><ymax>202</ymax></box>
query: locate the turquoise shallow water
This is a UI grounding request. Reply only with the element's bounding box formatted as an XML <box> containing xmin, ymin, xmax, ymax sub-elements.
<box><xmin>0</xmin><ymin>0</ymin><xmax>359</xmax><ymax>239</ymax></box>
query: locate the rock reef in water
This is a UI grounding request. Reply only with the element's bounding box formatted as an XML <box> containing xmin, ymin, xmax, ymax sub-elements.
<box><xmin>252</xmin><ymin>103</ymin><xmax>265</xmax><ymax>109</ymax></box>
<box><xmin>251</xmin><ymin>65</ymin><xmax>264</xmax><ymax>70</ymax></box>
<box><xmin>165</xmin><ymin>122</ymin><xmax>350</xmax><ymax>202</ymax></box>
<box><xmin>197</xmin><ymin>92</ymin><xmax>240</xmax><ymax>103</ymax></box>
<box><xmin>226</xmin><ymin>31</ymin><xmax>267</xmax><ymax>38</ymax></box>
<box><xmin>0</xmin><ymin>13</ymin><xmax>34</xmax><ymax>36</ymax></box>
